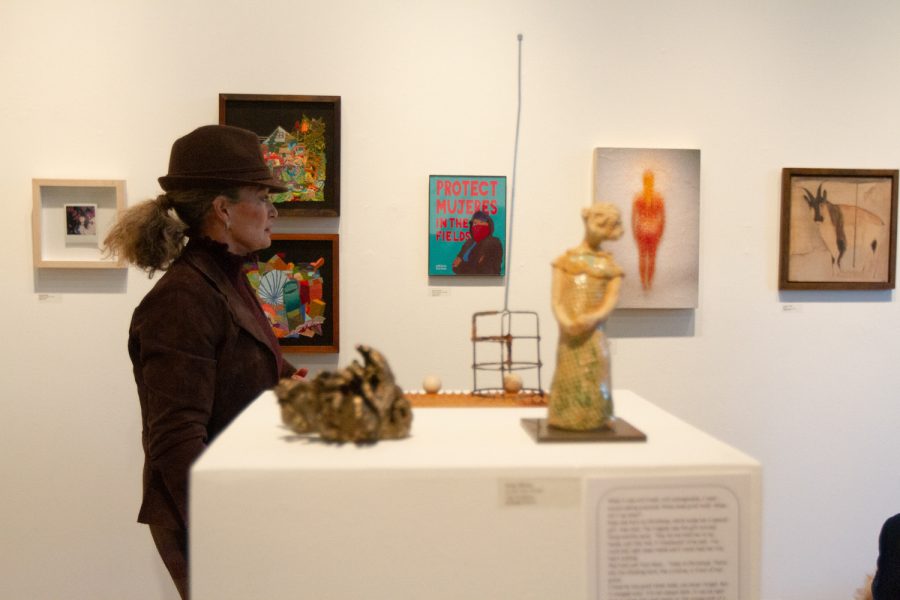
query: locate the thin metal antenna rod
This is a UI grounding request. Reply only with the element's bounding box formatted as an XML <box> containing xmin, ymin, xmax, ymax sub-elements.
<box><xmin>503</xmin><ymin>33</ymin><xmax>523</xmax><ymax>313</ymax></box>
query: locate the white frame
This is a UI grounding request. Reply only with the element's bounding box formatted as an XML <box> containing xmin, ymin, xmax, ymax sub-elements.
<box><xmin>32</xmin><ymin>179</ymin><xmax>126</xmax><ymax>269</ymax></box>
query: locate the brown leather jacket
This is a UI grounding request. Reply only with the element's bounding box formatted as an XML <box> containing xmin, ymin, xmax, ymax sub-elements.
<box><xmin>128</xmin><ymin>240</ymin><xmax>293</xmax><ymax>530</ymax></box>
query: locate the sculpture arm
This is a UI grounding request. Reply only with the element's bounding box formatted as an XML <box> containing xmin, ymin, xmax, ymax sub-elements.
<box><xmin>580</xmin><ymin>275</ymin><xmax>621</xmax><ymax>326</ymax></box>
<box><xmin>659</xmin><ymin>194</ymin><xmax>666</xmax><ymax>235</ymax></box>
<box><xmin>551</xmin><ymin>265</ymin><xmax>579</xmax><ymax>335</ymax></box>
<box><xmin>631</xmin><ymin>199</ymin><xmax>640</xmax><ymax>238</ymax></box>
<box><xmin>553</xmin><ymin>270</ymin><xmax>621</xmax><ymax>337</ymax></box>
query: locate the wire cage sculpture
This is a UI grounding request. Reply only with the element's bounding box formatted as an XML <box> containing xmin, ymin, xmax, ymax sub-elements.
<box><xmin>471</xmin><ymin>309</ymin><xmax>543</xmax><ymax>396</ymax></box>
<box><xmin>467</xmin><ymin>37</ymin><xmax>544</xmax><ymax>399</ymax></box>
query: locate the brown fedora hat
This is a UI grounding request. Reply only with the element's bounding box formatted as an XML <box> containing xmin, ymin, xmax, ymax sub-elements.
<box><xmin>158</xmin><ymin>124</ymin><xmax>290</xmax><ymax>193</ymax></box>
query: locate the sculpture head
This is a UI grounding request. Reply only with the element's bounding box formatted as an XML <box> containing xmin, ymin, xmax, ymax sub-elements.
<box><xmin>642</xmin><ymin>169</ymin><xmax>655</xmax><ymax>195</ymax></box>
<box><xmin>581</xmin><ymin>202</ymin><xmax>623</xmax><ymax>247</ymax></box>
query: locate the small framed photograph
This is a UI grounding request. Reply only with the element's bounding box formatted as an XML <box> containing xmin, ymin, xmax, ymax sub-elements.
<box><xmin>32</xmin><ymin>179</ymin><xmax>126</xmax><ymax>269</ymax></box>
<box><xmin>65</xmin><ymin>203</ymin><xmax>98</xmax><ymax>245</ymax></box>
<box><xmin>245</xmin><ymin>234</ymin><xmax>339</xmax><ymax>353</ymax></box>
<box><xmin>779</xmin><ymin>168</ymin><xmax>898</xmax><ymax>290</ymax></box>
<box><xmin>219</xmin><ymin>93</ymin><xmax>340</xmax><ymax>217</ymax></box>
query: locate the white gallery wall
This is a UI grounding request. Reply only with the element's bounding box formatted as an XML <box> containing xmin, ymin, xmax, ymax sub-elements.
<box><xmin>2</xmin><ymin>1</ymin><xmax>898</xmax><ymax>598</ymax></box>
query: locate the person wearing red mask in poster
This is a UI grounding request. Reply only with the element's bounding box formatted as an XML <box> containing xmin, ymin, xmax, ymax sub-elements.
<box><xmin>452</xmin><ymin>210</ymin><xmax>503</xmax><ymax>275</ymax></box>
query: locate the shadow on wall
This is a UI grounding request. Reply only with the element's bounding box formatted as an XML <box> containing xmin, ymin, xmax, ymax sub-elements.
<box><xmin>607</xmin><ymin>309</ymin><xmax>695</xmax><ymax>338</ymax></box>
<box><xmin>605</xmin><ymin>288</ymin><xmax>895</xmax><ymax>339</ymax></box>
<box><xmin>777</xmin><ymin>289</ymin><xmax>893</xmax><ymax>303</ymax></box>
<box><xmin>283</xmin><ymin>353</ymin><xmax>341</xmax><ymax>379</ymax></box>
<box><xmin>34</xmin><ymin>268</ymin><xmax>128</xmax><ymax>294</ymax></box>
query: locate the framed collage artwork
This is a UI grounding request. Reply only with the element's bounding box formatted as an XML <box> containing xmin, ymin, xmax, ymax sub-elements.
<box><xmin>245</xmin><ymin>234</ymin><xmax>339</xmax><ymax>353</ymax></box>
<box><xmin>220</xmin><ymin>93</ymin><xmax>341</xmax><ymax>217</ymax></box>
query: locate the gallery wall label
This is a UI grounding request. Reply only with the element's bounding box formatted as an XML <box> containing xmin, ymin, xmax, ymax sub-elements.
<box><xmin>586</xmin><ymin>474</ymin><xmax>754</xmax><ymax>600</ymax></box>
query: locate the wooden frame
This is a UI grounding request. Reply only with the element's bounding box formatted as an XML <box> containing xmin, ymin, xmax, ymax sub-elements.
<box><xmin>779</xmin><ymin>168</ymin><xmax>898</xmax><ymax>290</ymax></box>
<box><xmin>219</xmin><ymin>93</ymin><xmax>340</xmax><ymax>217</ymax></box>
<box><xmin>245</xmin><ymin>234</ymin><xmax>339</xmax><ymax>353</ymax></box>
<box><xmin>32</xmin><ymin>178</ymin><xmax>126</xmax><ymax>269</ymax></box>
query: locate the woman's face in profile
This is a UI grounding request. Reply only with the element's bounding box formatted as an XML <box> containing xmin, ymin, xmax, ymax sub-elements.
<box><xmin>227</xmin><ymin>186</ymin><xmax>278</xmax><ymax>255</ymax></box>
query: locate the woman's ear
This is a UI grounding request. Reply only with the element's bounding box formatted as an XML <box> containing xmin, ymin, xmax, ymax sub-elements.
<box><xmin>210</xmin><ymin>195</ymin><xmax>232</xmax><ymax>227</ymax></box>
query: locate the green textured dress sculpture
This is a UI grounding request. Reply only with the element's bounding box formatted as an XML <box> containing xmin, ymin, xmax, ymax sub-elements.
<box><xmin>548</xmin><ymin>203</ymin><xmax>624</xmax><ymax>431</ymax></box>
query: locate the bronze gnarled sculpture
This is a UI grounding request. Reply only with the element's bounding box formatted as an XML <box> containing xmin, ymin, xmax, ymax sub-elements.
<box><xmin>548</xmin><ymin>203</ymin><xmax>624</xmax><ymax>431</ymax></box>
<box><xmin>275</xmin><ymin>345</ymin><xmax>413</xmax><ymax>443</ymax></box>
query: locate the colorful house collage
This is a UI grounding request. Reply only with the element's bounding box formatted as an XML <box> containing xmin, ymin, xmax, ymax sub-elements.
<box><xmin>261</xmin><ymin>116</ymin><xmax>327</xmax><ymax>205</ymax></box>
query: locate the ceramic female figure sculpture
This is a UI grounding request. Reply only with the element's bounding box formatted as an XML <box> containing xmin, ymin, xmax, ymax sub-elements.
<box><xmin>548</xmin><ymin>203</ymin><xmax>624</xmax><ymax>430</ymax></box>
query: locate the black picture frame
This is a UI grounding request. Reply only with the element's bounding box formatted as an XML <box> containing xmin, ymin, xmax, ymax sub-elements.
<box><xmin>246</xmin><ymin>234</ymin><xmax>339</xmax><ymax>353</ymax></box>
<box><xmin>219</xmin><ymin>93</ymin><xmax>340</xmax><ymax>217</ymax></box>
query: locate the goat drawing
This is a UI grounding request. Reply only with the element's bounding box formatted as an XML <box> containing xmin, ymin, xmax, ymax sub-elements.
<box><xmin>801</xmin><ymin>183</ymin><xmax>886</xmax><ymax>277</ymax></box>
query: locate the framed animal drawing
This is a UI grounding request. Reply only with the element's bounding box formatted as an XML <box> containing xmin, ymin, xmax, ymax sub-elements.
<box><xmin>779</xmin><ymin>168</ymin><xmax>898</xmax><ymax>290</ymax></box>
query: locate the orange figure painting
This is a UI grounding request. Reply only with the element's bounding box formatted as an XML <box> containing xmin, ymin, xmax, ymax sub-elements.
<box><xmin>631</xmin><ymin>169</ymin><xmax>666</xmax><ymax>290</ymax></box>
<box><xmin>592</xmin><ymin>147</ymin><xmax>699</xmax><ymax>309</ymax></box>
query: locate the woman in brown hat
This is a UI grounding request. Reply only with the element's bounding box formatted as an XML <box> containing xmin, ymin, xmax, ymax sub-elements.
<box><xmin>105</xmin><ymin>124</ymin><xmax>303</xmax><ymax>599</ymax></box>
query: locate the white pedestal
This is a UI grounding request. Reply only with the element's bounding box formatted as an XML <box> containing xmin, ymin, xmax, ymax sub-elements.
<box><xmin>191</xmin><ymin>390</ymin><xmax>761</xmax><ymax>600</ymax></box>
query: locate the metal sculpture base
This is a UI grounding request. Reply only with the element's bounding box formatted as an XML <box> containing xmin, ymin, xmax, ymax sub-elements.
<box><xmin>521</xmin><ymin>417</ymin><xmax>646</xmax><ymax>443</ymax></box>
<box><xmin>471</xmin><ymin>310</ymin><xmax>543</xmax><ymax>395</ymax></box>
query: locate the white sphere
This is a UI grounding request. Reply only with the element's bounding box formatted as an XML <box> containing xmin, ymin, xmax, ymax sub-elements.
<box><xmin>422</xmin><ymin>375</ymin><xmax>442</xmax><ymax>394</ymax></box>
<box><xmin>503</xmin><ymin>373</ymin><xmax>523</xmax><ymax>393</ymax></box>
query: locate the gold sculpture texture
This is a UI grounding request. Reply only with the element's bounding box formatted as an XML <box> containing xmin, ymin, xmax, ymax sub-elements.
<box><xmin>275</xmin><ymin>345</ymin><xmax>413</xmax><ymax>443</ymax></box>
<box><xmin>548</xmin><ymin>203</ymin><xmax>624</xmax><ymax>430</ymax></box>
